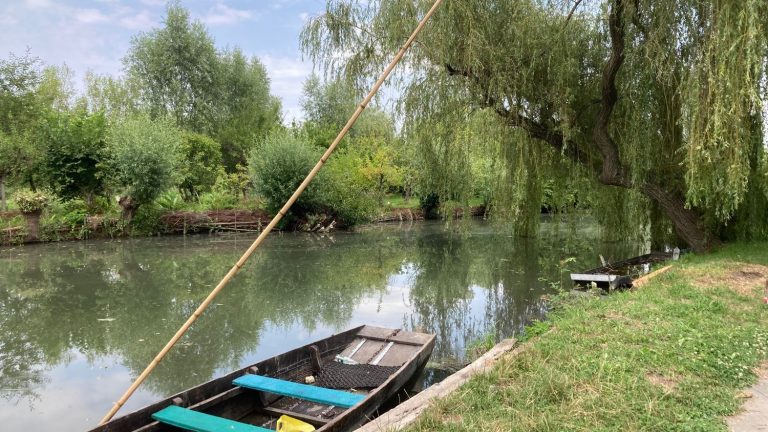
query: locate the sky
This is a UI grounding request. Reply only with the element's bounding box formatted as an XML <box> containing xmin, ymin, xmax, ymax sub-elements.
<box><xmin>0</xmin><ymin>0</ymin><xmax>329</xmax><ymax>123</ymax></box>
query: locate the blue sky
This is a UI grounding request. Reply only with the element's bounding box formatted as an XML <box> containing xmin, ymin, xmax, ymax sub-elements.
<box><xmin>0</xmin><ymin>0</ymin><xmax>328</xmax><ymax>122</ymax></box>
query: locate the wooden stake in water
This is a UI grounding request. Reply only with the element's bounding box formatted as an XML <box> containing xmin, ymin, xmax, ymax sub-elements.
<box><xmin>98</xmin><ymin>0</ymin><xmax>446</xmax><ymax>425</ymax></box>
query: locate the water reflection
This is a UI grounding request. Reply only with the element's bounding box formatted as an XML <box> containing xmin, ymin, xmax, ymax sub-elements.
<box><xmin>0</xmin><ymin>218</ymin><xmax>642</xmax><ymax>430</ymax></box>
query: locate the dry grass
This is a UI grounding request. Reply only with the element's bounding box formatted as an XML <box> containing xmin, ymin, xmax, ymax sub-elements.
<box><xmin>645</xmin><ymin>372</ymin><xmax>680</xmax><ymax>393</ymax></box>
<box><xmin>683</xmin><ymin>260</ymin><xmax>768</xmax><ymax>296</ymax></box>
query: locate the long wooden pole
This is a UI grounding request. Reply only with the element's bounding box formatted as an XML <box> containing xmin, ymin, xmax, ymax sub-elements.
<box><xmin>98</xmin><ymin>0</ymin><xmax>445</xmax><ymax>425</ymax></box>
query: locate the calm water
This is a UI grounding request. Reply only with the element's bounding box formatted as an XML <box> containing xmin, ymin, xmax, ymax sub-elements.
<box><xmin>0</xmin><ymin>218</ymin><xmax>641</xmax><ymax>430</ymax></box>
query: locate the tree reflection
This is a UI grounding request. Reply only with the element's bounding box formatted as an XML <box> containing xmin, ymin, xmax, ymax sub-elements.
<box><xmin>0</xmin><ymin>219</ymin><xmax>642</xmax><ymax>407</ymax></box>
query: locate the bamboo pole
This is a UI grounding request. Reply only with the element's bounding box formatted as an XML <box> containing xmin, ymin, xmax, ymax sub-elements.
<box><xmin>98</xmin><ymin>0</ymin><xmax>445</xmax><ymax>425</ymax></box>
<box><xmin>632</xmin><ymin>265</ymin><xmax>673</xmax><ymax>288</ymax></box>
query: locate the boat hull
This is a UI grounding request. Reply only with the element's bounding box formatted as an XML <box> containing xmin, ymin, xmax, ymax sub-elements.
<box><xmin>90</xmin><ymin>325</ymin><xmax>435</xmax><ymax>432</ymax></box>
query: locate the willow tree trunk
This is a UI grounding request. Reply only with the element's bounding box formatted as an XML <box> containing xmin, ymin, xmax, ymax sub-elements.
<box><xmin>639</xmin><ymin>184</ymin><xmax>718</xmax><ymax>252</ymax></box>
<box><xmin>0</xmin><ymin>175</ymin><xmax>6</xmax><ymax>212</ymax></box>
<box><xmin>118</xmin><ymin>196</ymin><xmax>139</xmax><ymax>226</ymax></box>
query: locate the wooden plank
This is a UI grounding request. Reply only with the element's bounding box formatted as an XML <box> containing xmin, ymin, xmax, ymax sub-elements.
<box><xmin>357</xmin><ymin>326</ymin><xmax>399</xmax><ymax>339</ymax></box>
<box><xmin>234</xmin><ymin>374</ymin><xmax>365</xmax><ymax>408</ymax></box>
<box><xmin>347</xmin><ymin>334</ymin><xmax>423</xmax><ymax>347</ymax></box>
<box><xmin>151</xmin><ymin>406</ymin><xmax>269</xmax><ymax>432</ymax></box>
<box><xmin>632</xmin><ymin>265</ymin><xmax>673</xmax><ymax>288</ymax></box>
<box><xmin>375</xmin><ymin>344</ymin><xmax>419</xmax><ymax>367</ymax></box>
<box><xmin>571</xmin><ymin>273</ymin><xmax>616</xmax><ymax>282</ymax></box>
<box><xmin>259</xmin><ymin>406</ymin><xmax>329</xmax><ymax>427</ymax></box>
<box><xmin>355</xmin><ymin>338</ymin><xmax>518</xmax><ymax>432</ymax></box>
<box><xmin>351</xmin><ymin>340</ymin><xmax>386</xmax><ymax>364</ymax></box>
<box><xmin>388</xmin><ymin>332</ymin><xmax>434</xmax><ymax>346</ymax></box>
<box><xmin>339</xmin><ymin>337</ymin><xmax>368</xmax><ymax>358</ymax></box>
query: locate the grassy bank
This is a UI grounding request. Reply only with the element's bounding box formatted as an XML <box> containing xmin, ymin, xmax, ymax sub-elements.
<box><xmin>408</xmin><ymin>243</ymin><xmax>768</xmax><ymax>431</ymax></box>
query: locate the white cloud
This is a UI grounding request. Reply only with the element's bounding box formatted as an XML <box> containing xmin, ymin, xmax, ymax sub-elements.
<box><xmin>24</xmin><ymin>0</ymin><xmax>54</xmax><ymax>9</ymax></box>
<box><xmin>298</xmin><ymin>12</ymin><xmax>309</xmax><ymax>23</ymax></box>
<box><xmin>260</xmin><ymin>54</ymin><xmax>313</xmax><ymax>123</ymax></box>
<box><xmin>119</xmin><ymin>10</ymin><xmax>156</xmax><ymax>30</ymax></box>
<box><xmin>74</xmin><ymin>8</ymin><xmax>111</xmax><ymax>24</ymax></box>
<box><xmin>140</xmin><ymin>0</ymin><xmax>166</xmax><ymax>6</ymax></box>
<box><xmin>0</xmin><ymin>14</ymin><xmax>17</xmax><ymax>25</ymax></box>
<box><xmin>201</xmin><ymin>3</ymin><xmax>256</xmax><ymax>26</ymax></box>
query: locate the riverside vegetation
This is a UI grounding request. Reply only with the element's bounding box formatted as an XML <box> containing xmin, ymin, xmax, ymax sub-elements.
<box><xmin>8</xmin><ymin>1</ymin><xmax>768</xmax><ymax>251</ymax></box>
<box><xmin>1</xmin><ymin>3</ymin><xmax>498</xmax><ymax>244</ymax></box>
<box><xmin>406</xmin><ymin>243</ymin><xmax>768</xmax><ymax>431</ymax></box>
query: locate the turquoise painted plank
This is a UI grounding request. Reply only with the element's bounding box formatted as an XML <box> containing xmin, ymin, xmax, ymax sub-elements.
<box><xmin>233</xmin><ymin>374</ymin><xmax>365</xmax><ymax>409</ymax></box>
<box><xmin>151</xmin><ymin>405</ymin><xmax>270</xmax><ymax>432</ymax></box>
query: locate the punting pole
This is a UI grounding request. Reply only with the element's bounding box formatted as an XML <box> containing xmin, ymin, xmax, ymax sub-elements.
<box><xmin>98</xmin><ymin>0</ymin><xmax>446</xmax><ymax>425</ymax></box>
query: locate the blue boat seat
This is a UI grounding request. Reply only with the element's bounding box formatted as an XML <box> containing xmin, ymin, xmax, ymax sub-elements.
<box><xmin>233</xmin><ymin>374</ymin><xmax>365</xmax><ymax>409</ymax></box>
<box><xmin>152</xmin><ymin>405</ymin><xmax>270</xmax><ymax>432</ymax></box>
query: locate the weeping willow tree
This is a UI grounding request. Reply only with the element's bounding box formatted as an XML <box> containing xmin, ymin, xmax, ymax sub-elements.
<box><xmin>302</xmin><ymin>0</ymin><xmax>768</xmax><ymax>252</ymax></box>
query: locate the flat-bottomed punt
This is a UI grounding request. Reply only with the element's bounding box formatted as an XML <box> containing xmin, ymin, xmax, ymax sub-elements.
<box><xmin>90</xmin><ymin>325</ymin><xmax>435</xmax><ymax>432</ymax></box>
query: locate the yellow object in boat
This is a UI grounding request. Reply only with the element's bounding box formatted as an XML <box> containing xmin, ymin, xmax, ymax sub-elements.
<box><xmin>277</xmin><ymin>415</ymin><xmax>316</xmax><ymax>432</ymax></box>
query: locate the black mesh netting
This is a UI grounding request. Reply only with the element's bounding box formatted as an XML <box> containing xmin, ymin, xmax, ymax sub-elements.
<box><xmin>314</xmin><ymin>362</ymin><xmax>400</xmax><ymax>389</ymax></box>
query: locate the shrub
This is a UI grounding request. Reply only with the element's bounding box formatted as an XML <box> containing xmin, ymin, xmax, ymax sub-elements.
<box><xmin>155</xmin><ymin>189</ymin><xmax>187</xmax><ymax>211</ymax></box>
<box><xmin>249</xmin><ymin>129</ymin><xmax>376</xmax><ymax>225</ymax></box>
<box><xmin>198</xmin><ymin>175</ymin><xmax>239</xmax><ymax>210</ymax></box>
<box><xmin>178</xmin><ymin>132</ymin><xmax>223</xmax><ymax>199</ymax></box>
<box><xmin>249</xmin><ymin>129</ymin><xmax>323</xmax><ymax>217</ymax></box>
<box><xmin>104</xmin><ymin>115</ymin><xmax>182</xmax><ymax>222</ymax></box>
<box><xmin>317</xmin><ymin>151</ymin><xmax>375</xmax><ymax>225</ymax></box>
<box><xmin>13</xmin><ymin>189</ymin><xmax>49</xmax><ymax>213</ymax></box>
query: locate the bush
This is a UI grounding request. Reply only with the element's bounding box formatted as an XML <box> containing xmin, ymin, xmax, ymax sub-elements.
<box><xmin>104</xmin><ymin>115</ymin><xmax>182</xmax><ymax>222</ymax></box>
<box><xmin>317</xmin><ymin>151</ymin><xmax>375</xmax><ymax>225</ymax></box>
<box><xmin>178</xmin><ymin>132</ymin><xmax>223</xmax><ymax>199</ymax></box>
<box><xmin>155</xmin><ymin>189</ymin><xmax>187</xmax><ymax>211</ymax></box>
<box><xmin>198</xmin><ymin>174</ymin><xmax>239</xmax><ymax>210</ymax></box>
<box><xmin>13</xmin><ymin>189</ymin><xmax>49</xmax><ymax>213</ymax></box>
<box><xmin>249</xmin><ymin>130</ymin><xmax>323</xmax><ymax>217</ymax></box>
<box><xmin>249</xmin><ymin>130</ymin><xmax>375</xmax><ymax>225</ymax></box>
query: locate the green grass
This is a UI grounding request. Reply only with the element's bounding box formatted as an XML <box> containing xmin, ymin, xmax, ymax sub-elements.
<box><xmin>407</xmin><ymin>243</ymin><xmax>768</xmax><ymax>431</ymax></box>
<box><xmin>382</xmin><ymin>194</ymin><xmax>421</xmax><ymax>210</ymax></box>
<box><xmin>381</xmin><ymin>195</ymin><xmax>486</xmax><ymax>211</ymax></box>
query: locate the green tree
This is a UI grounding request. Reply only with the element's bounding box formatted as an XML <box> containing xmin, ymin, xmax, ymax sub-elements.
<box><xmin>39</xmin><ymin>110</ymin><xmax>107</xmax><ymax>205</ymax></box>
<box><xmin>217</xmin><ymin>48</ymin><xmax>281</xmax><ymax>170</ymax></box>
<box><xmin>125</xmin><ymin>2</ymin><xmax>220</xmax><ymax>134</ymax></box>
<box><xmin>83</xmin><ymin>72</ymin><xmax>140</xmax><ymax>118</ymax></box>
<box><xmin>0</xmin><ymin>132</ymin><xmax>21</xmax><ymax>211</ymax></box>
<box><xmin>301</xmin><ymin>75</ymin><xmax>394</xmax><ymax>147</ymax></box>
<box><xmin>178</xmin><ymin>132</ymin><xmax>223</xmax><ymax>199</ymax></box>
<box><xmin>302</xmin><ymin>0</ymin><xmax>768</xmax><ymax>252</ymax></box>
<box><xmin>0</xmin><ymin>52</ymin><xmax>42</xmax><ymax>202</ymax></box>
<box><xmin>124</xmin><ymin>4</ymin><xmax>281</xmax><ymax>171</ymax></box>
<box><xmin>104</xmin><ymin>115</ymin><xmax>182</xmax><ymax>222</ymax></box>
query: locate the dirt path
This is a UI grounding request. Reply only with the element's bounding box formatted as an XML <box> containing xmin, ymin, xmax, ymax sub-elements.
<box><xmin>728</xmin><ymin>364</ymin><xmax>768</xmax><ymax>431</ymax></box>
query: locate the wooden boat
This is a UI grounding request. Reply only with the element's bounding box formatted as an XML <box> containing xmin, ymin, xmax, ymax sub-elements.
<box><xmin>570</xmin><ymin>252</ymin><xmax>674</xmax><ymax>290</ymax></box>
<box><xmin>90</xmin><ymin>325</ymin><xmax>435</xmax><ymax>432</ymax></box>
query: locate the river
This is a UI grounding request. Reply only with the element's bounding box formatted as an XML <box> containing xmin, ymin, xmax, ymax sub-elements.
<box><xmin>0</xmin><ymin>218</ymin><xmax>641</xmax><ymax>430</ymax></box>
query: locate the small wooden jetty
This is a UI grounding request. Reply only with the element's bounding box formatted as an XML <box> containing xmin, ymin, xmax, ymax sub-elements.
<box><xmin>570</xmin><ymin>252</ymin><xmax>675</xmax><ymax>290</ymax></box>
<box><xmin>90</xmin><ymin>326</ymin><xmax>435</xmax><ymax>432</ymax></box>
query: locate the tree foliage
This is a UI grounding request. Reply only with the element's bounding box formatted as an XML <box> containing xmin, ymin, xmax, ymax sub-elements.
<box><xmin>249</xmin><ymin>129</ymin><xmax>323</xmax><ymax>217</ymax></box>
<box><xmin>125</xmin><ymin>3</ymin><xmax>219</xmax><ymax>133</ymax></box>
<box><xmin>249</xmin><ymin>129</ymin><xmax>375</xmax><ymax>224</ymax></box>
<box><xmin>40</xmin><ymin>109</ymin><xmax>107</xmax><ymax>203</ymax></box>
<box><xmin>302</xmin><ymin>0</ymin><xmax>768</xmax><ymax>250</ymax></box>
<box><xmin>125</xmin><ymin>3</ymin><xmax>280</xmax><ymax>170</ymax></box>
<box><xmin>178</xmin><ymin>132</ymin><xmax>223</xmax><ymax>199</ymax></box>
<box><xmin>217</xmin><ymin>48</ymin><xmax>281</xmax><ymax>169</ymax></box>
<box><xmin>104</xmin><ymin>115</ymin><xmax>182</xmax><ymax>216</ymax></box>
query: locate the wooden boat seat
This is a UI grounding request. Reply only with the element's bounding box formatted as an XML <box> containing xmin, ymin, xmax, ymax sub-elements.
<box><xmin>233</xmin><ymin>374</ymin><xmax>365</xmax><ymax>408</ymax></box>
<box><xmin>152</xmin><ymin>405</ymin><xmax>270</xmax><ymax>432</ymax></box>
